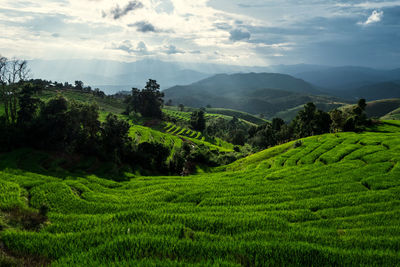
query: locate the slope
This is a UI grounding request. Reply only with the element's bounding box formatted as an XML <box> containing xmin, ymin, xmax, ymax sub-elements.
<box><xmin>1</xmin><ymin>122</ymin><xmax>400</xmax><ymax>266</ymax></box>
<box><xmin>295</xmin><ymin>66</ymin><xmax>400</xmax><ymax>90</ymax></box>
<box><xmin>333</xmin><ymin>81</ymin><xmax>400</xmax><ymax>101</ymax></box>
<box><xmin>340</xmin><ymin>99</ymin><xmax>400</xmax><ymax>118</ymax></box>
<box><xmin>381</xmin><ymin>107</ymin><xmax>400</xmax><ymax>120</ymax></box>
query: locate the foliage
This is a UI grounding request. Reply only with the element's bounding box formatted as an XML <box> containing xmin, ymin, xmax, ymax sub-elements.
<box><xmin>101</xmin><ymin>113</ymin><xmax>132</xmax><ymax>164</ymax></box>
<box><xmin>190</xmin><ymin>110</ymin><xmax>206</xmax><ymax>132</ymax></box>
<box><xmin>125</xmin><ymin>80</ymin><xmax>164</xmax><ymax>118</ymax></box>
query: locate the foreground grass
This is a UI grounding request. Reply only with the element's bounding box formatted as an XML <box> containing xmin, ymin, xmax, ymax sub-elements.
<box><xmin>0</xmin><ymin>122</ymin><xmax>400</xmax><ymax>266</ymax></box>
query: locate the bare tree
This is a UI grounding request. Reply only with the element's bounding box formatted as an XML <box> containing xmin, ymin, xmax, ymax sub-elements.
<box><xmin>0</xmin><ymin>56</ymin><xmax>30</xmax><ymax>124</ymax></box>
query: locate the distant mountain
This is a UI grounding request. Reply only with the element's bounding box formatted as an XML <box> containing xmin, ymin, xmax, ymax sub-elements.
<box><xmin>164</xmin><ymin>73</ymin><xmax>346</xmax><ymax>119</ymax></box>
<box><xmin>28</xmin><ymin>59</ymin><xmax>210</xmax><ymax>94</ymax></box>
<box><xmin>27</xmin><ymin>58</ymin><xmax>400</xmax><ymax>98</ymax></box>
<box><xmin>341</xmin><ymin>82</ymin><xmax>400</xmax><ymax>101</ymax></box>
<box><xmin>293</xmin><ymin>66</ymin><xmax>400</xmax><ymax>91</ymax></box>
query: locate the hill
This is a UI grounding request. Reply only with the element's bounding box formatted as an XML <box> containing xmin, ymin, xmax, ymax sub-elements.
<box><xmin>341</xmin><ymin>99</ymin><xmax>400</xmax><ymax>119</ymax></box>
<box><xmin>381</xmin><ymin>107</ymin><xmax>400</xmax><ymax>120</ymax></box>
<box><xmin>164</xmin><ymin>73</ymin><xmax>345</xmax><ymax>119</ymax></box>
<box><xmin>1</xmin><ymin>121</ymin><xmax>400</xmax><ymax>265</ymax></box>
<box><xmin>164</xmin><ymin>106</ymin><xmax>268</xmax><ymax>125</ymax></box>
<box><xmin>339</xmin><ymin>82</ymin><xmax>400</xmax><ymax>101</ymax></box>
<box><xmin>295</xmin><ymin>66</ymin><xmax>400</xmax><ymax>90</ymax></box>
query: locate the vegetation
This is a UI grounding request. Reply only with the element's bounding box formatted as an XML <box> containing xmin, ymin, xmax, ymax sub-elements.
<box><xmin>1</xmin><ymin>59</ymin><xmax>399</xmax><ymax>266</ymax></box>
<box><xmin>1</xmin><ymin>121</ymin><xmax>400</xmax><ymax>266</ymax></box>
<box><xmin>124</xmin><ymin>79</ymin><xmax>164</xmax><ymax>119</ymax></box>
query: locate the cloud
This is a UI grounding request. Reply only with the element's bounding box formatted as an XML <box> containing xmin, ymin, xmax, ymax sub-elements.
<box><xmin>361</xmin><ymin>10</ymin><xmax>384</xmax><ymax>25</ymax></box>
<box><xmin>104</xmin><ymin>1</ymin><xmax>143</xmax><ymax>20</ymax></box>
<box><xmin>229</xmin><ymin>28</ymin><xmax>251</xmax><ymax>42</ymax></box>
<box><xmin>128</xmin><ymin>21</ymin><xmax>156</xmax><ymax>32</ymax></box>
<box><xmin>136</xmin><ymin>41</ymin><xmax>148</xmax><ymax>53</ymax></box>
<box><xmin>112</xmin><ymin>40</ymin><xmax>148</xmax><ymax>54</ymax></box>
<box><xmin>164</xmin><ymin>45</ymin><xmax>184</xmax><ymax>54</ymax></box>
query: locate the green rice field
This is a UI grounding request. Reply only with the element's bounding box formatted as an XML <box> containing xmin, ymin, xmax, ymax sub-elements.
<box><xmin>1</xmin><ymin>121</ymin><xmax>400</xmax><ymax>266</ymax></box>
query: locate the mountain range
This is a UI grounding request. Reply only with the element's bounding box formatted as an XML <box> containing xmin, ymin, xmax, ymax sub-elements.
<box><xmin>28</xmin><ymin>59</ymin><xmax>400</xmax><ymax>119</ymax></box>
<box><xmin>163</xmin><ymin>73</ymin><xmax>345</xmax><ymax>118</ymax></box>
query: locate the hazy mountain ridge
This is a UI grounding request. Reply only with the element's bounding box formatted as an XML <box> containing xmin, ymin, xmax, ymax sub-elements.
<box><xmin>164</xmin><ymin>72</ymin><xmax>345</xmax><ymax>119</ymax></box>
<box><xmin>294</xmin><ymin>66</ymin><xmax>400</xmax><ymax>90</ymax></box>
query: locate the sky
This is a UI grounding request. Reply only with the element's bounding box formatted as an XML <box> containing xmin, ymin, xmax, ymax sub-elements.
<box><xmin>1</xmin><ymin>0</ymin><xmax>400</xmax><ymax>68</ymax></box>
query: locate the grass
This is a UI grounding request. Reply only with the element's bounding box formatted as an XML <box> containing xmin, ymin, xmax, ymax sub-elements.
<box><xmin>162</xmin><ymin>122</ymin><xmax>234</xmax><ymax>152</ymax></box>
<box><xmin>205</xmin><ymin>108</ymin><xmax>269</xmax><ymax>125</ymax></box>
<box><xmin>0</xmin><ymin>121</ymin><xmax>400</xmax><ymax>265</ymax></box>
<box><xmin>163</xmin><ymin>107</ymin><xmax>261</xmax><ymax>126</ymax></box>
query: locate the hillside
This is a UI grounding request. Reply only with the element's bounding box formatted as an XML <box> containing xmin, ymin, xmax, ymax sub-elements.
<box><xmin>340</xmin><ymin>99</ymin><xmax>400</xmax><ymax>119</ymax></box>
<box><xmin>164</xmin><ymin>73</ymin><xmax>345</xmax><ymax>119</ymax></box>
<box><xmin>382</xmin><ymin>107</ymin><xmax>400</xmax><ymax>120</ymax></box>
<box><xmin>1</xmin><ymin>121</ymin><xmax>400</xmax><ymax>265</ymax></box>
<box><xmin>332</xmin><ymin>82</ymin><xmax>400</xmax><ymax>101</ymax></box>
<box><xmin>295</xmin><ymin>66</ymin><xmax>400</xmax><ymax>90</ymax></box>
<box><xmin>164</xmin><ymin>106</ymin><xmax>268</xmax><ymax>125</ymax></box>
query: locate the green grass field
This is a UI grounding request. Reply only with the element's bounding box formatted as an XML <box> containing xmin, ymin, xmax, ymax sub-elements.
<box><xmin>163</xmin><ymin>107</ymin><xmax>262</xmax><ymax>126</ymax></box>
<box><xmin>1</xmin><ymin>121</ymin><xmax>400</xmax><ymax>266</ymax></box>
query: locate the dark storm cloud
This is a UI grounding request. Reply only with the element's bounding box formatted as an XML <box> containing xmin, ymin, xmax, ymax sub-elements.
<box><xmin>249</xmin><ymin>5</ymin><xmax>400</xmax><ymax>68</ymax></box>
<box><xmin>229</xmin><ymin>28</ymin><xmax>251</xmax><ymax>41</ymax></box>
<box><xmin>128</xmin><ymin>21</ymin><xmax>156</xmax><ymax>32</ymax></box>
<box><xmin>104</xmin><ymin>1</ymin><xmax>144</xmax><ymax>20</ymax></box>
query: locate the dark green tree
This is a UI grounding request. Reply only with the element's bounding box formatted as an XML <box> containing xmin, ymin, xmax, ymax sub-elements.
<box><xmin>190</xmin><ymin>110</ymin><xmax>206</xmax><ymax>132</ymax></box>
<box><xmin>271</xmin><ymin>118</ymin><xmax>285</xmax><ymax>131</ymax></box>
<box><xmin>292</xmin><ymin>102</ymin><xmax>332</xmax><ymax>138</ymax></box>
<box><xmin>124</xmin><ymin>88</ymin><xmax>140</xmax><ymax>114</ymax></box>
<box><xmin>125</xmin><ymin>80</ymin><xmax>164</xmax><ymax>118</ymax></box>
<box><xmin>101</xmin><ymin>113</ymin><xmax>131</xmax><ymax>163</ymax></box>
<box><xmin>74</xmin><ymin>81</ymin><xmax>84</xmax><ymax>90</ymax></box>
<box><xmin>140</xmin><ymin>79</ymin><xmax>164</xmax><ymax>118</ymax></box>
<box><xmin>17</xmin><ymin>83</ymin><xmax>43</xmax><ymax>127</ymax></box>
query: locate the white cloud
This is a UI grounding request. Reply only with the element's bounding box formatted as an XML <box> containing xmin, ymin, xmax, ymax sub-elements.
<box><xmin>360</xmin><ymin>10</ymin><xmax>384</xmax><ymax>25</ymax></box>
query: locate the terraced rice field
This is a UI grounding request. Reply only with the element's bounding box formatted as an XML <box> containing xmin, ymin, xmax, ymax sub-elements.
<box><xmin>1</xmin><ymin>121</ymin><xmax>400</xmax><ymax>266</ymax></box>
<box><xmin>163</xmin><ymin>109</ymin><xmax>248</xmax><ymax>125</ymax></box>
<box><xmin>164</xmin><ymin>123</ymin><xmax>234</xmax><ymax>152</ymax></box>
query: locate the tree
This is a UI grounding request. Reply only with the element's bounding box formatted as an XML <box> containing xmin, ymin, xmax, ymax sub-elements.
<box><xmin>17</xmin><ymin>83</ymin><xmax>43</xmax><ymax>128</ymax></box>
<box><xmin>74</xmin><ymin>81</ymin><xmax>84</xmax><ymax>91</ymax></box>
<box><xmin>358</xmin><ymin>99</ymin><xmax>367</xmax><ymax>111</ymax></box>
<box><xmin>124</xmin><ymin>88</ymin><xmax>140</xmax><ymax>114</ymax></box>
<box><xmin>101</xmin><ymin>113</ymin><xmax>131</xmax><ymax>163</ymax></box>
<box><xmin>330</xmin><ymin>109</ymin><xmax>344</xmax><ymax>132</ymax></box>
<box><xmin>178</xmin><ymin>103</ymin><xmax>185</xmax><ymax>112</ymax></box>
<box><xmin>166</xmin><ymin>99</ymin><xmax>173</xmax><ymax>106</ymax></box>
<box><xmin>190</xmin><ymin>110</ymin><xmax>206</xmax><ymax>132</ymax></box>
<box><xmin>271</xmin><ymin>118</ymin><xmax>285</xmax><ymax>131</ymax></box>
<box><xmin>140</xmin><ymin>79</ymin><xmax>164</xmax><ymax>118</ymax></box>
<box><xmin>351</xmin><ymin>98</ymin><xmax>370</xmax><ymax>131</ymax></box>
<box><xmin>125</xmin><ymin>80</ymin><xmax>164</xmax><ymax>118</ymax></box>
<box><xmin>292</xmin><ymin>102</ymin><xmax>331</xmax><ymax>138</ymax></box>
<box><xmin>36</xmin><ymin>95</ymin><xmax>69</xmax><ymax>150</ymax></box>
<box><xmin>0</xmin><ymin>56</ymin><xmax>30</xmax><ymax>124</ymax></box>
<box><xmin>231</xmin><ymin>129</ymin><xmax>246</xmax><ymax>146</ymax></box>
